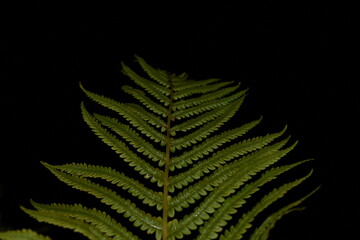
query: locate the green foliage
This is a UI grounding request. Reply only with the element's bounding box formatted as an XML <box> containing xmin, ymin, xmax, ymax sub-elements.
<box><xmin>0</xmin><ymin>56</ymin><xmax>317</xmax><ymax>240</ymax></box>
<box><xmin>0</xmin><ymin>229</ymin><xmax>51</xmax><ymax>240</ymax></box>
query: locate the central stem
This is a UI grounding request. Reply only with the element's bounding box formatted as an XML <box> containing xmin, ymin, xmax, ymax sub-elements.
<box><xmin>162</xmin><ymin>76</ymin><xmax>174</xmax><ymax>240</ymax></box>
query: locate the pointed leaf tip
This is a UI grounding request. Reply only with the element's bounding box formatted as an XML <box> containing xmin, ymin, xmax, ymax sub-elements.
<box><xmin>134</xmin><ymin>54</ymin><xmax>142</xmax><ymax>61</ymax></box>
<box><xmin>79</xmin><ymin>82</ymin><xmax>88</xmax><ymax>93</ymax></box>
<box><xmin>40</xmin><ymin>162</ymin><xmax>56</xmax><ymax>172</ymax></box>
<box><xmin>40</xmin><ymin>161</ymin><xmax>50</xmax><ymax>167</ymax></box>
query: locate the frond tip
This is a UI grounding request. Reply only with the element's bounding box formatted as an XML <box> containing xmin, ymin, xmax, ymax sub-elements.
<box><xmin>249</xmin><ymin>186</ymin><xmax>320</xmax><ymax>240</ymax></box>
<box><xmin>0</xmin><ymin>56</ymin><xmax>317</xmax><ymax>240</ymax></box>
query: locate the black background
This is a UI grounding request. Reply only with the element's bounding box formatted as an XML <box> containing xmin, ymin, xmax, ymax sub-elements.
<box><xmin>1</xmin><ymin>1</ymin><xmax>358</xmax><ymax>239</ymax></box>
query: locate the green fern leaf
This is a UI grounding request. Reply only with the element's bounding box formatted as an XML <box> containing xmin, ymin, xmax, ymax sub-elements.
<box><xmin>80</xmin><ymin>84</ymin><xmax>167</xmax><ymax>145</ymax></box>
<box><xmin>170</xmin><ymin>98</ymin><xmax>246</xmax><ymax>152</ymax></box>
<box><xmin>28</xmin><ymin>200</ymin><xmax>140</xmax><ymax>240</ymax></box>
<box><xmin>173</xmin><ymin>81</ymin><xmax>234</xmax><ymax>100</ymax></box>
<box><xmin>80</xmin><ymin>102</ymin><xmax>164</xmax><ymax>184</ymax></box>
<box><xmin>172</xmin><ymin>78</ymin><xmax>219</xmax><ymax>91</ymax></box>
<box><xmin>219</xmin><ymin>170</ymin><xmax>314</xmax><ymax>240</ymax></box>
<box><xmin>47</xmin><ymin>162</ymin><xmax>163</xmax><ymax>209</ymax></box>
<box><xmin>0</xmin><ymin>229</ymin><xmax>51</xmax><ymax>240</ymax></box>
<box><xmin>169</xmin><ymin>117</ymin><xmax>262</xmax><ymax>172</ymax></box>
<box><xmin>135</xmin><ymin>55</ymin><xmax>171</xmax><ymax>88</ymax></box>
<box><xmin>124</xmin><ymin>103</ymin><xmax>166</xmax><ymax>131</ymax></box>
<box><xmin>93</xmin><ymin>113</ymin><xmax>165</xmax><ymax>164</ymax></box>
<box><xmin>171</xmin><ymin>101</ymin><xmax>243</xmax><ymax>134</ymax></box>
<box><xmin>122</xmin><ymin>62</ymin><xmax>171</xmax><ymax>101</ymax></box>
<box><xmin>172</xmin><ymin>88</ymin><xmax>246</xmax><ymax>120</ymax></box>
<box><xmin>168</xmin><ymin>139</ymin><xmax>296</xmax><ymax>223</ymax></box>
<box><xmin>196</xmin><ymin>160</ymin><xmax>312</xmax><ymax>240</ymax></box>
<box><xmin>172</xmin><ymin>83</ymin><xmax>241</xmax><ymax>111</ymax></box>
<box><xmin>1</xmin><ymin>56</ymin><xmax>317</xmax><ymax>240</ymax></box>
<box><xmin>122</xmin><ymin>85</ymin><xmax>168</xmax><ymax>117</ymax></box>
<box><xmin>42</xmin><ymin>162</ymin><xmax>162</xmax><ymax>233</ymax></box>
<box><xmin>21</xmin><ymin>207</ymin><xmax>113</xmax><ymax>240</ymax></box>
<box><xmin>249</xmin><ymin>186</ymin><xmax>320</xmax><ymax>240</ymax></box>
<box><xmin>169</xmin><ymin>125</ymin><xmax>286</xmax><ymax>174</ymax></box>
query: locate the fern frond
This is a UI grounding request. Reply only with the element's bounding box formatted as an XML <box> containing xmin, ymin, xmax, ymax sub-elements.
<box><xmin>169</xmin><ymin>146</ymin><xmax>298</xmax><ymax>235</ymax></box>
<box><xmin>169</xmin><ymin>138</ymin><xmax>294</xmax><ymax>212</ymax></box>
<box><xmin>93</xmin><ymin>113</ymin><xmax>165</xmax><ymax>165</ymax></box>
<box><xmin>249</xmin><ymin>186</ymin><xmax>319</xmax><ymax>240</ymax></box>
<box><xmin>170</xmin><ymin>95</ymin><xmax>246</xmax><ymax>152</ymax></box>
<box><xmin>0</xmin><ymin>229</ymin><xmax>51</xmax><ymax>240</ymax></box>
<box><xmin>1</xmin><ymin>57</ymin><xmax>316</xmax><ymax>240</ymax></box>
<box><xmin>47</xmin><ymin>162</ymin><xmax>163</xmax><ymax>209</ymax></box>
<box><xmin>196</xmin><ymin>160</ymin><xmax>312</xmax><ymax>240</ymax></box>
<box><xmin>170</xmin><ymin>124</ymin><xmax>285</xmax><ymax>174</ymax></box>
<box><xmin>80</xmin><ymin>103</ymin><xmax>164</xmax><ymax>184</ymax></box>
<box><xmin>169</xmin><ymin>161</ymin><xmax>309</xmax><ymax>239</ymax></box>
<box><xmin>21</xmin><ymin>207</ymin><xmax>113</xmax><ymax>240</ymax></box>
<box><xmin>28</xmin><ymin>200</ymin><xmax>140</xmax><ymax>240</ymax></box>
<box><xmin>219</xmin><ymin>170</ymin><xmax>313</xmax><ymax>240</ymax></box>
<box><xmin>169</xmin><ymin>132</ymin><xmax>288</xmax><ymax>191</ymax></box>
<box><xmin>122</xmin><ymin>62</ymin><xmax>171</xmax><ymax>100</ymax></box>
<box><xmin>172</xmin><ymin>89</ymin><xmax>246</xmax><ymax>120</ymax></box>
<box><xmin>169</xmin><ymin>118</ymin><xmax>262</xmax><ymax>172</ymax></box>
<box><xmin>125</xmin><ymin>103</ymin><xmax>166</xmax><ymax>131</ymax></box>
<box><xmin>171</xmin><ymin>103</ymin><xmax>234</xmax><ymax>134</ymax></box>
<box><xmin>171</xmin><ymin>91</ymin><xmax>246</xmax><ymax>137</ymax></box>
<box><xmin>173</xmin><ymin>81</ymin><xmax>234</xmax><ymax>100</ymax></box>
<box><xmin>172</xmin><ymin>78</ymin><xmax>219</xmax><ymax>91</ymax></box>
<box><xmin>42</xmin><ymin>163</ymin><xmax>162</xmax><ymax>233</ymax></box>
<box><xmin>172</xmin><ymin>83</ymin><xmax>241</xmax><ymax>111</ymax></box>
<box><xmin>80</xmin><ymin>84</ymin><xmax>167</xmax><ymax>144</ymax></box>
<box><xmin>135</xmin><ymin>55</ymin><xmax>170</xmax><ymax>87</ymax></box>
<box><xmin>122</xmin><ymin>85</ymin><xmax>168</xmax><ymax>117</ymax></box>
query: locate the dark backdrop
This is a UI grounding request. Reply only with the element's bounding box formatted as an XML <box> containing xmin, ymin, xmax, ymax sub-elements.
<box><xmin>1</xmin><ymin>1</ymin><xmax>358</xmax><ymax>239</ymax></box>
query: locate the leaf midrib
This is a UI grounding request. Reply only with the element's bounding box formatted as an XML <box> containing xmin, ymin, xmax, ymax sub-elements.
<box><xmin>162</xmin><ymin>75</ymin><xmax>174</xmax><ymax>240</ymax></box>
